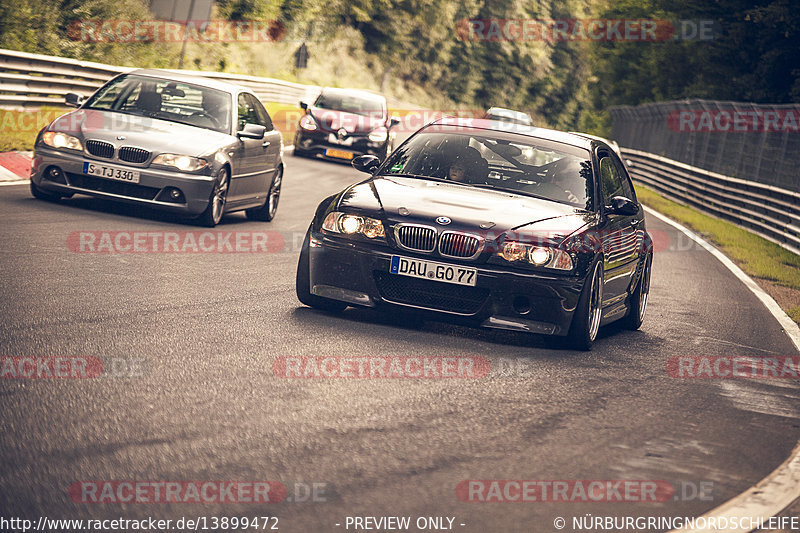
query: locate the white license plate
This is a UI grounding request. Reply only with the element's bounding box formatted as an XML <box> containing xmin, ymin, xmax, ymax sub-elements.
<box><xmin>83</xmin><ymin>162</ymin><xmax>140</xmax><ymax>183</ymax></box>
<box><xmin>390</xmin><ymin>256</ymin><xmax>477</xmax><ymax>287</ymax></box>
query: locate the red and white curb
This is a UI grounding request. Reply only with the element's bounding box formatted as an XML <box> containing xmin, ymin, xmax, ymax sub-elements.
<box><xmin>0</xmin><ymin>151</ymin><xmax>31</xmax><ymax>185</ymax></box>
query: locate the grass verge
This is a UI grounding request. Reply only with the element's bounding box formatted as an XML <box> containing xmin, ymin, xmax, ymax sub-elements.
<box><xmin>636</xmin><ymin>184</ymin><xmax>800</xmax><ymax>325</ymax></box>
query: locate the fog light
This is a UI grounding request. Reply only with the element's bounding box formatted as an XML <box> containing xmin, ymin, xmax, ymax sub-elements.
<box><xmin>512</xmin><ymin>295</ymin><xmax>531</xmax><ymax>315</ymax></box>
<box><xmin>169</xmin><ymin>189</ymin><xmax>181</xmax><ymax>200</ymax></box>
<box><xmin>46</xmin><ymin>166</ymin><xmax>66</xmax><ymax>184</ymax></box>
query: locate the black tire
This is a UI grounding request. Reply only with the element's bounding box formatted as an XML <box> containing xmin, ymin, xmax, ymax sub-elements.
<box><xmin>197</xmin><ymin>167</ymin><xmax>230</xmax><ymax>228</ymax></box>
<box><xmin>246</xmin><ymin>167</ymin><xmax>282</xmax><ymax>222</ymax></box>
<box><xmin>30</xmin><ymin>181</ymin><xmax>68</xmax><ymax>201</ymax></box>
<box><xmin>565</xmin><ymin>259</ymin><xmax>604</xmax><ymax>351</ymax></box>
<box><xmin>621</xmin><ymin>253</ymin><xmax>652</xmax><ymax>330</ymax></box>
<box><xmin>295</xmin><ymin>228</ymin><xmax>348</xmax><ymax>312</ymax></box>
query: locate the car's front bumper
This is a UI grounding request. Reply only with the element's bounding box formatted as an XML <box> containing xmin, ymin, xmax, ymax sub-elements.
<box><xmin>307</xmin><ymin>232</ymin><xmax>589</xmax><ymax>336</ymax></box>
<box><xmin>294</xmin><ymin>130</ymin><xmax>387</xmax><ymax>161</ymax></box>
<box><xmin>31</xmin><ymin>145</ymin><xmax>217</xmax><ymax>215</ymax></box>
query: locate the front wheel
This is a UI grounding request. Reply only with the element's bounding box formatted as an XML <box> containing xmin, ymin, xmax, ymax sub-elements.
<box><xmin>622</xmin><ymin>253</ymin><xmax>652</xmax><ymax>330</ymax></box>
<box><xmin>296</xmin><ymin>228</ymin><xmax>348</xmax><ymax>312</ymax></box>
<box><xmin>197</xmin><ymin>168</ymin><xmax>229</xmax><ymax>227</ymax></box>
<box><xmin>30</xmin><ymin>181</ymin><xmax>69</xmax><ymax>201</ymax></box>
<box><xmin>246</xmin><ymin>167</ymin><xmax>282</xmax><ymax>222</ymax></box>
<box><xmin>566</xmin><ymin>260</ymin><xmax>604</xmax><ymax>351</ymax></box>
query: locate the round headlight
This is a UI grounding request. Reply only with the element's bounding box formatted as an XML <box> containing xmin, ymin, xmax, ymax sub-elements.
<box><xmin>368</xmin><ymin>127</ymin><xmax>388</xmax><ymax>143</ymax></box>
<box><xmin>339</xmin><ymin>215</ymin><xmax>363</xmax><ymax>234</ymax></box>
<box><xmin>528</xmin><ymin>247</ymin><xmax>551</xmax><ymax>266</ymax></box>
<box><xmin>502</xmin><ymin>242</ymin><xmax>526</xmax><ymax>261</ymax></box>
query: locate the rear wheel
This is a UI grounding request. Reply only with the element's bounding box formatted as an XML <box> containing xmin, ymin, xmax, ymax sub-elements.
<box><xmin>246</xmin><ymin>167</ymin><xmax>282</xmax><ymax>222</ymax></box>
<box><xmin>295</xmin><ymin>228</ymin><xmax>348</xmax><ymax>312</ymax></box>
<box><xmin>197</xmin><ymin>168</ymin><xmax>229</xmax><ymax>227</ymax></box>
<box><xmin>566</xmin><ymin>260</ymin><xmax>604</xmax><ymax>351</ymax></box>
<box><xmin>622</xmin><ymin>253</ymin><xmax>652</xmax><ymax>330</ymax></box>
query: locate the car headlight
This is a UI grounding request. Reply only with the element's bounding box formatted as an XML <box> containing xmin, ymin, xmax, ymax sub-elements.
<box><xmin>42</xmin><ymin>131</ymin><xmax>83</xmax><ymax>151</ymax></box>
<box><xmin>152</xmin><ymin>153</ymin><xmax>208</xmax><ymax>172</ymax></box>
<box><xmin>368</xmin><ymin>126</ymin><xmax>388</xmax><ymax>143</ymax></box>
<box><xmin>299</xmin><ymin>114</ymin><xmax>317</xmax><ymax>131</ymax></box>
<box><xmin>499</xmin><ymin>241</ymin><xmax>573</xmax><ymax>270</ymax></box>
<box><xmin>322</xmin><ymin>212</ymin><xmax>385</xmax><ymax>240</ymax></box>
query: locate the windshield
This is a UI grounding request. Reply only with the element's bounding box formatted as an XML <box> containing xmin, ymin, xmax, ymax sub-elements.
<box><xmin>382</xmin><ymin>130</ymin><xmax>594</xmax><ymax>209</ymax></box>
<box><xmin>84</xmin><ymin>74</ymin><xmax>232</xmax><ymax>134</ymax></box>
<box><xmin>314</xmin><ymin>92</ymin><xmax>385</xmax><ymax>116</ymax></box>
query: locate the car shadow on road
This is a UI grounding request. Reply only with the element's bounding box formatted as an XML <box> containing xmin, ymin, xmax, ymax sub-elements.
<box><xmin>24</xmin><ymin>195</ymin><xmax>255</xmax><ymax>227</ymax></box>
<box><xmin>290</xmin><ymin>304</ymin><xmax>663</xmax><ymax>358</ymax></box>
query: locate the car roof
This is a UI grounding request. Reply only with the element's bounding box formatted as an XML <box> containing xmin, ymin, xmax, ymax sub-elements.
<box><xmin>126</xmin><ymin>69</ymin><xmax>248</xmax><ymax>94</ymax></box>
<box><xmin>486</xmin><ymin>107</ymin><xmax>532</xmax><ymax>120</ymax></box>
<box><xmin>319</xmin><ymin>87</ymin><xmax>387</xmax><ymax>103</ymax></box>
<box><xmin>428</xmin><ymin>117</ymin><xmax>595</xmax><ymax>151</ymax></box>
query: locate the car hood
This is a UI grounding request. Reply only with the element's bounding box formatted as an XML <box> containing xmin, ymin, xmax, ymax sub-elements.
<box><xmin>51</xmin><ymin>109</ymin><xmax>234</xmax><ymax>156</ymax></box>
<box><xmin>339</xmin><ymin>176</ymin><xmax>595</xmax><ymax>242</ymax></box>
<box><xmin>310</xmin><ymin>108</ymin><xmax>385</xmax><ymax>134</ymax></box>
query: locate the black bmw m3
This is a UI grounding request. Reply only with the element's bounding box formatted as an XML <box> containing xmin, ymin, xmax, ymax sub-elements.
<box><xmin>296</xmin><ymin>118</ymin><xmax>652</xmax><ymax>350</ymax></box>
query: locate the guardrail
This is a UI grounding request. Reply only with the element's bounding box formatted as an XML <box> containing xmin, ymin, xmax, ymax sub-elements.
<box><xmin>624</xmin><ymin>147</ymin><xmax>800</xmax><ymax>256</ymax></box>
<box><xmin>0</xmin><ymin>48</ymin><xmax>322</xmax><ymax>108</ymax></box>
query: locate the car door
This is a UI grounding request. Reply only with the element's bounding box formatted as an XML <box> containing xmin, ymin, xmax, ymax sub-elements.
<box><xmin>248</xmin><ymin>94</ymin><xmax>282</xmax><ymax>198</ymax></box>
<box><xmin>229</xmin><ymin>93</ymin><xmax>264</xmax><ymax>204</ymax></box>
<box><xmin>597</xmin><ymin>151</ymin><xmax>639</xmax><ymax>308</ymax></box>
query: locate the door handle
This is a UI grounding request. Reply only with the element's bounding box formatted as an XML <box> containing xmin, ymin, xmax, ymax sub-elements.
<box><xmin>262</xmin><ymin>141</ymin><xmax>271</xmax><ymax>148</ymax></box>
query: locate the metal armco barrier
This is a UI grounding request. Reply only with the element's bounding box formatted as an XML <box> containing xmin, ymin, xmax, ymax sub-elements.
<box><xmin>624</xmin><ymin>147</ymin><xmax>800</xmax><ymax>256</ymax></box>
<box><xmin>0</xmin><ymin>48</ymin><xmax>321</xmax><ymax>108</ymax></box>
<box><xmin>610</xmin><ymin>99</ymin><xmax>800</xmax><ymax>193</ymax></box>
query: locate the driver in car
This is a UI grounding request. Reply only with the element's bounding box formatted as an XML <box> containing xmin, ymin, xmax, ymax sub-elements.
<box><xmin>446</xmin><ymin>146</ymin><xmax>487</xmax><ymax>183</ymax></box>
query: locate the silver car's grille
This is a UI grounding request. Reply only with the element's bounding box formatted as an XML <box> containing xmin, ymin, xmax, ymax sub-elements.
<box><xmin>118</xmin><ymin>146</ymin><xmax>150</xmax><ymax>164</ymax></box>
<box><xmin>85</xmin><ymin>140</ymin><xmax>114</xmax><ymax>159</ymax></box>
<box><xmin>439</xmin><ymin>232</ymin><xmax>483</xmax><ymax>258</ymax></box>
<box><xmin>394</xmin><ymin>224</ymin><xmax>437</xmax><ymax>252</ymax></box>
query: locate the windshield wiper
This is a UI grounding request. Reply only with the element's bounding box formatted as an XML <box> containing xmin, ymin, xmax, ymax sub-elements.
<box><xmin>384</xmin><ymin>173</ymin><xmax>470</xmax><ymax>185</ymax></box>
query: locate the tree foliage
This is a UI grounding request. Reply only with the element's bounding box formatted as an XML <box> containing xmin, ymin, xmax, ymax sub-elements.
<box><xmin>1</xmin><ymin>0</ymin><xmax>796</xmax><ymax>134</ymax></box>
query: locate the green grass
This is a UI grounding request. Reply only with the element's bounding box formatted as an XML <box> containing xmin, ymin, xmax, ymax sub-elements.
<box><xmin>636</xmin><ymin>185</ymin><xmax>800</xmax><ymax>323</ymax></box>
<box><xmin>0</xmin><ymin>107</ymin><xmax>65</xmax><ymax>151</ymax></box>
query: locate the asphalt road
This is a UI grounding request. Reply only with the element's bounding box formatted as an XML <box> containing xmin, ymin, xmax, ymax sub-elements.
<box><xmin>1</xmin><ymin>153</ymin><xmax>799</xmax><ymax>533</ymax></box>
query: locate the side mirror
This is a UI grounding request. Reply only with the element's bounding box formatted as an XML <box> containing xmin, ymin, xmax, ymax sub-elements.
<box><xmin>389</xmin><ymin>116</ymin><xmax>400</xmax><ymax>128</ymax></box>
<box><xmin>606</xmin><ymin>196</ymin><xmax>639</xmax><ymax>216</ymax></box>
<box><xmin>237</xmin><ymin>123</ymin><xmax>267</xmax><ymax>139</ymax></box>
<box><xmin>299</xmin><ymin>101</ymin><xmax>308</xmax><ymax>111</ymax></box>
<box><xmin>352</xmin><ymin>154</ymin><xmax>381</xmax><ymax>174</ymax></box>
<box><xmin>65</xmin><ymin>93</ymin><xmax>84</xmax><ymax>108</ymax></box>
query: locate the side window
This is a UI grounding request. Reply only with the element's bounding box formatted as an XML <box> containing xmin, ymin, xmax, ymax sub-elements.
<box><xmin>599</xmin><ymin>155</ymin><xmax>624</xmax><ymax>203</ymax></box>
<box><xmin>610</xmin><ymin>153</ymin><xmax>636</xmax><ymax>201</ymax></box>
<box><xmin>247</xmin><ymin>94</ymin><xmax>273</xmax><ymax>131</ymax></box>
<box><xmin>237</xmin><ymin>93</ymin><xmax>259</xmax><ymax>131</ymax></box>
